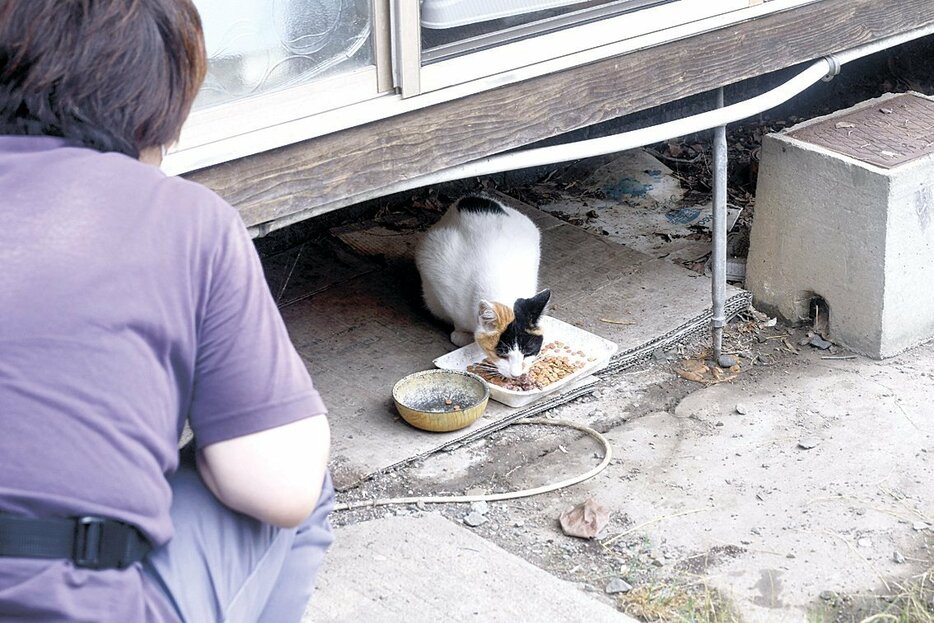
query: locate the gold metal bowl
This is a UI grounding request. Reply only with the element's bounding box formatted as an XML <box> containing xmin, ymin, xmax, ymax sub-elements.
<box><xmin>392</xmin><ymin>369</ymin><xmax>490</xmax><ymax>433</ymax></box>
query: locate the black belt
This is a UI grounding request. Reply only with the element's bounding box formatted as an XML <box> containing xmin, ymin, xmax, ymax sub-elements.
<box><xmin>0</xmin><ymin>514</ymin><xmax>152</xmax><ymax>570</ymax></box>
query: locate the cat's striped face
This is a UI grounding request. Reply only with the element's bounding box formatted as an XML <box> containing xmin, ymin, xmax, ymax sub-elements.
<box><xmin>476</xmin><ymin>290</ymin><xmax>551</xmax><ymax>378</ymax></box>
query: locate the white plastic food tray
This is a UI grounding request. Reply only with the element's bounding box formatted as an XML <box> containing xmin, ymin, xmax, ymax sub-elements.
<box><xmin>421</xmin><ymin>0</ymin><xmax>592</xmax><ymax>29</ymax></box>
<box><xmin>433</xmin><ymin>316</ymin><xmax>617</xmax><ymax>407</ymax></box>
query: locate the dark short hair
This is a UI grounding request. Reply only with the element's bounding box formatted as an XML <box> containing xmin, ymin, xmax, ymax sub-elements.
<box><xmin>0</xmin><ymin>0</ymin><xmax>206</xmax><ymax>158</ymax></box>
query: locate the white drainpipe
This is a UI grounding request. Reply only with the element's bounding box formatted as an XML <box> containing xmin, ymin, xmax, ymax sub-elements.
<box><xmin>397</xmin><ymin>24</ymin><xmax>934</xmax><ymax>189</ymax></box>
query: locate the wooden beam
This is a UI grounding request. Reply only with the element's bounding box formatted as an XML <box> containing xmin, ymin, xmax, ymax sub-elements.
<box><xmin>187</xmin><ymin>0</ymin><xmax>933</xmax><ymax>230</ymax></box>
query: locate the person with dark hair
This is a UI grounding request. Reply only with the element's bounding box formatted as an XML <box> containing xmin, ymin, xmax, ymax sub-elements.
<box><xmin>0</xmin><ymin>2</ymin><xmax>334</xmax><ymax>622</ymax></box>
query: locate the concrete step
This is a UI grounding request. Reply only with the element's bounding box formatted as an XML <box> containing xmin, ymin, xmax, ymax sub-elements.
<box><xmin>305</xmin><ymin>513</ymin><xmax>636</xmax><ymax>623</ymax></box>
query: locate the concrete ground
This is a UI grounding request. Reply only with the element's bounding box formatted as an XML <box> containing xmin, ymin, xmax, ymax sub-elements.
<box><xmin>315</xmin><ymin>317</ymin><xmax>933</xmax><ymax>622</ymax></box>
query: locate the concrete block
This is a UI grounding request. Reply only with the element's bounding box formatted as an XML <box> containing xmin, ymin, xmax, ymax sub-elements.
<box><xmin>747</xmin><ymin>92</ymin><xmax>934</xmax><ymax>358</ymax></box>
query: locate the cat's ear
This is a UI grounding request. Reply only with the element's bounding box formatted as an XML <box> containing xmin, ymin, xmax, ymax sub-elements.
<box><xmin>478</xmin><ymin>299</ymin><xmax>499</xmax><ymax>333</ymax></box>
<box><xmin>515</xmin><ymin>289</ymin><xmax>551</xmax><ymax>326</ymax></box>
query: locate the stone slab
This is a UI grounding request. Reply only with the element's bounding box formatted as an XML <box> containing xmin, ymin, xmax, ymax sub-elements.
<box><xmin>305</xmin><ymin>513</ymin><xmax>636</xmax><ymax>623</ymax></box>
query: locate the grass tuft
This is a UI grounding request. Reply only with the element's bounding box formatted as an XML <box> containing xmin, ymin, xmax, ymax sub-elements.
<box><xmin>617</xmin><ymin>580</ymin><xmax>742</xmax><ymax>623</ymax></box>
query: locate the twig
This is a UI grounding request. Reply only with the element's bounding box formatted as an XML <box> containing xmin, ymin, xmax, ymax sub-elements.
<box><xmin>600</xmin><ymin>318</ymin><xmax>637</xmax><ymax>325</ymax></box>
<box><xmin>807</xmin><ymin>495</ymin><xmax>923</xmax><ymax>523</ymax></box>
<box><xmin>821</xmin><ymin>355</ymin><xmax>857</xmax><ymax>360</ymax></box>
<box><xmin>602</xmin><ymin>508</ymin><xmax>711</xmax><ymax>547</ymax></box>
<box><xmin>645</xmin><ymin>147</ymin><xmax>704</xmax><ymax>164</ymax></box>
<box><xmin>824</xmin><ymin>529</ymin><xmax>891</xmax><ymax>592</ymax></box>
<box><xmin>276</xmin><ymin>243</ymin><xmax>305</xmax><ymax>304</ymax></box>
<box><xmin>879</xmin><ymin>486</ymin><xmax>930</xmax><ymax>522</ymax></box>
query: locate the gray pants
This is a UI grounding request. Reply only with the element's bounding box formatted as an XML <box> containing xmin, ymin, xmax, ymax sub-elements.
<box><xmin>144</xmin><ymin>449</ymin><xmax>335</xmax><ymax>623</ymax></box>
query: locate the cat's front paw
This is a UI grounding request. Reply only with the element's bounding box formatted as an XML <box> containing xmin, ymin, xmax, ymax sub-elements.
<box><xmin>450</xmin><ymin>330</ymin><xmax>474</xmax><ymax>347</ymax></box>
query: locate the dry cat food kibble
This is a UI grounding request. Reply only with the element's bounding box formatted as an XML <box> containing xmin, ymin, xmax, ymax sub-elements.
<box><xmin>468</xmin><ymin>349</ymin><xmax>586</xmax><ymax>392</ymax></box>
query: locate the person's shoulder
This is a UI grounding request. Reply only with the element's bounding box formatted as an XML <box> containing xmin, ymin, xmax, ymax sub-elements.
<box><xmin>99</xmin><ymin>153</ymin><xmax>242</xmax><ymax>234</ymax></box>
<box><xmin>70</xmin><ymin>148</ymin><xmax>238</xmax><ymax>223</ymax></box>
<box><xmin>153</xmin><ymin>171</ymin><xmax>240</xmax><ymax>225</ymax></box>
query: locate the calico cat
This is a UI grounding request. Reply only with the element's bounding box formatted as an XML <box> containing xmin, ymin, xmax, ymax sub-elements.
<box><xmin>415</xmin><ymin>194</ymin><xmax>551</xmax><ymax>378</ymax></box>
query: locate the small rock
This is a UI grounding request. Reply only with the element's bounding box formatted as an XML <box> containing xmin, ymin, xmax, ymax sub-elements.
<box><xmin>465</xmin><ymin>487</ymin><xmax>485</xmax><ymax>496</ymax></box>
<box><xmin>912</xmin><ymin>521</ymin><xmax>930</xmax><ymax>532</ymax></box>
<box><xmin>605</xmin><ymin>578</ymin><xmax>633</xmax><ymax>595</ymax></box>
<box><xmin>652</xmin><ymin>348</ymin><xmax>666</xmax><ymax>361</ymax></box>
<box><xmin>893</xmin><ymin>550</ymin><xmax>906</xmax><ymax>564</ymax></box>
<box><xmin>718</xmin><ymin>354</ymin><xmax>737</xmax><ymax>368</ymax></box>
<box><xmin>819</xmin><ymin>590</ymin><xmax>835</xmax><ymax>601</ymax></box>
<box><xmin>651</xmin><ymin>558</ymin><xmax>665</xmax><ymax>568</ymax></box>
<box><xmin>857</xmin><ymin>537</ymin><xmax>872</xmax><ymax>548</ymax></box>
<box><xmin>463</xmin><ymin>512</ymin><xmax>487</xmax><ymax>527</ymax></box>
<box><xmin>415</xmin><ymin>501</ymin><xmax>428</xmax><ymax>511</ymax></box>
<box><xmin>735</xmin><ymin>403</ymin><xmax>749</xmax><ymax>415</ymax></box>
<box><xmin>809</xmin><ymin>335</ymin><xmax>833</xmax><ymax>350</ymax></box>
<box><xmin>855</xmin><ymin>508</ymin><xmax>866</xmax><ymax>516</ymax></box>
<box><xmin>797</xmin><ymin>437</ymin><xmax>820</xmax><ymax>450</ymax></box>
<box><xmin>786</xmin><ymin>553</ymin><xmax>796</xmax><ymax>559</ymax></box>
<box><xmin>470</xmin><ymin>500</ymin><xmax>489</xmax><ymax>515</ymax></box>
<box><xmin>715</xmin><ymin>421</ymin><xmax>724</xmax><ymax>427</ymax></box>
<box><xmin>514</xmin><ymin>519</ymin><xmax>525</xmax><ymax>528</ymax></box>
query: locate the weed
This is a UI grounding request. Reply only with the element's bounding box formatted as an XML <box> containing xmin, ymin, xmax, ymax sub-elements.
<box><xmin>810</xmin><ymin>568</ymin><xmax>934</xmax><ymax>623</ymax></box>
<box><xmin>618</xmin><ymin>579</ymin><xmax>741</xmax><ymax>623</ymax></box>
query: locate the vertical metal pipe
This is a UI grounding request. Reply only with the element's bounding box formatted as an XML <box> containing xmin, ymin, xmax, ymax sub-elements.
<box><xmin>711</xmin><ymin>88</ymin><xmax>728</xmax><ymax>364</ymax></box>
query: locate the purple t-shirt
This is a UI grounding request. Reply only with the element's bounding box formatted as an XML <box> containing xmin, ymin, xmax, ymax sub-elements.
<box><xmin>0</xmin><ymin>136</ymin><xmax>328</xmax><ymax>621</ymax></box>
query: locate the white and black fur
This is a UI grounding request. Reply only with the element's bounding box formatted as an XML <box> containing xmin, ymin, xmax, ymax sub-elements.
<box><xmin>415</xmin><ymin>195</ymin><xmax>551</xmax><ymax>378</ymax></box>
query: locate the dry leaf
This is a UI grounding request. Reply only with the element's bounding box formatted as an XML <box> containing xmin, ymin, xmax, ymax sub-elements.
<box><xmin>676</xmin><ymin>359</ymin><xmax>711</xmax><ymax>384</ymax></box>
<box><xmin>599</xmin><ymin>318</ymin><xmax>636</xmax><ymax>325</ymax></box>
<box><xmin>559</xmin><ymin>498</ymin><xmax>610</xmax><ymax>539</ymax></box>
<box><xmin>676</xmin><ymin>368</ymin><xmax>708</xmax><ymax>383</ymax></box>
<box><xmin>681</xmin><ymin>359</ymin><xmax>708</xmax><ymax>373</ymax></box>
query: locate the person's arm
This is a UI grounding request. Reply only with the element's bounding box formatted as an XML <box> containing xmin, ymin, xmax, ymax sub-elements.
<box><xmin>184</xmin><ymin>199</ymin><xmax>332</xmax><ymax>528</ymax></box>
<box><xmin>197</xmin><ymin>415</ymin><xmax>330</xmax><ymax>528</ymax></box>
